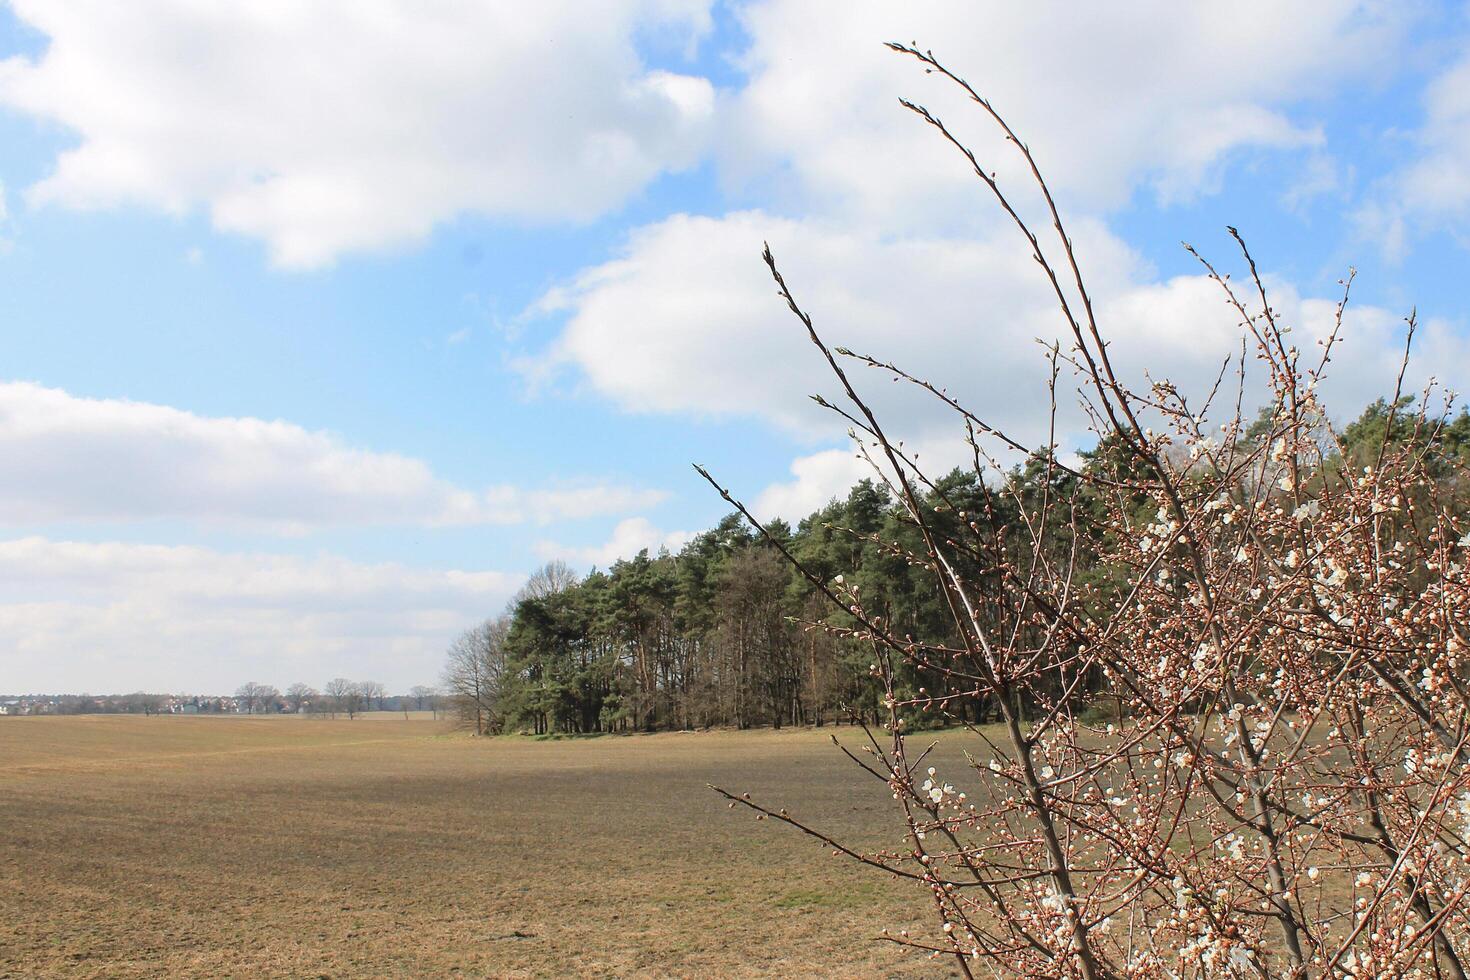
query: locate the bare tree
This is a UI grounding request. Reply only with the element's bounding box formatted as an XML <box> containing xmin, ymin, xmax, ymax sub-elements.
<box><xmin>234</xmin><ymin>682</ymin><xmax>257</xmax><ymax>713</ymax></box>
<box><xmin>442</xmin><ymin>616</ymin><xmax>510</xmax><ymax>734</ymax></box>
<box><xmin>703</xmin><ymin>43</ymin><xmax>1470</xmax><ymax>979</ymax></box>
<box><xmin>122</xmin><ymin>691</ymin><xmax>166</xmax><ymax>716</ymax></box>
<box><xmin>360</xmin><ymin>680</ymin><xmax>387</xmax><ymax>712</ymax></box>
<box><xmin>234</xmin><ymin>681</ymin><xmax>277</xmax><ymax>714</ymax></box>
<box><xmin>515</xmin><ymin>560</ymin><xmax>579</xmax><ymax>603</ymax></box>
<box><xmin>285</xmin><ymin>682</ymin><xmax>316</xmax><ymax>714</ymax></box>
<box><xmin>324</xmin><ymin>677</ymin><xmax>361</xmax><ymax>720</ymax></box>
<box><xmin>408</xmin><ymin>685</ymin><xmax>436</xmax><ymax>711</ymax></box>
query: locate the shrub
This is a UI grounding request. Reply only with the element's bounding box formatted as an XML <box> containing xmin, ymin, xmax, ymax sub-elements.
<box><xmin>704</xmin><ymin>44</ymin><xmax>1470</xmax><ymax>979</ymax></box>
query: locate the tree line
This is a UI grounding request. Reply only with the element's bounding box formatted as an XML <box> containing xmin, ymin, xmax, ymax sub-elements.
<box><xmin>1</xmin><ymin>684</ymin><xmax>442</xmax><ymax>717</ymax></box>
<box><xmin>232</xmin><ymin>679</ymin><xmax>440</xmax><ymax>717</ymax></box>
<box><xmin>443</xmin><ymin>398</ymin><xmax>1470</xmax><ymax>737</ymax></box>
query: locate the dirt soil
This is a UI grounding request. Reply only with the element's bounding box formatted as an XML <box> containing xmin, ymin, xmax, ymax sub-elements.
<box><xmin>0</xmin><ymin>716</ymin><xmax>953</xmax><ymax>978</ymax></box>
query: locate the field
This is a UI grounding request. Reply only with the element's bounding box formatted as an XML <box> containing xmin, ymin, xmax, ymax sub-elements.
<box><xmin>0</xmin><ymin>715</ymin><xmax>950</xmax><ymax>978</ymax></box>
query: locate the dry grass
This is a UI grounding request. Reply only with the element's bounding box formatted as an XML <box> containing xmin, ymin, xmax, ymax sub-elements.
<box><xmin>0</xmin><ymin>715</ymin><xmax>953</xmax><ymax>978</ymax></box>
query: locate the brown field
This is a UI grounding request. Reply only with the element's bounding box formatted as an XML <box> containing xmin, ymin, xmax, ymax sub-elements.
<box><xmin>0</xmin><ymin>715</ymin><xmax>954</xmax><ymax>978</ymax></box>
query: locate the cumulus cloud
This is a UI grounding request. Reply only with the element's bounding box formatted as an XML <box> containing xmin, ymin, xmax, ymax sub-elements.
<box><xmin>538</xmin><ymin>206</ymin><xmax>1469</xmax><ymax>524</ymax></box>
<box><xmin>1402</xmin><ymin>52</ymin><xmax>1470</xmax><ymax>214</ymax></box>
<box><xmin>0</xmin><ymin>2</ymin><xmax>1412</xmax><ymax>267</ymax></box>
<box><xmin>535</xmin><ymin>517</ymin><xmax>693</xmax><ymax>569</ymax></box>
<box><xmin>542</xmin><ymin>209</ymin><xmax>1146</xmax><ymax>437</ymax></box>
<box><xmin>0</xmin><ymin>382</ymin><xmax>665</xmax><ymax>531</ymax></box>
<box><xmin>545</xmin><ymin>210</ymin><xmax>1460</xmax><ymax>442</ymax></box>
<box><xmin>528</xmin><ymin>2</ymin><xmax>1445</xmax><ymax>514</ymax></box>
<box><xmin>0</xmin><ymin>0</ymin><xmax>715</xmax><ymax>267</ymax></box>
<box><xmin>0</xmin><ymin>536</ymin><xmax>521</xmax><ymax>693</ymax></box>
<box><xmin>725</xmin><ymin>0</ymin><xmax>1406</xmax><ymax>224</ymax></box>
<box><xmin>752</xmin><ymin>447</ymin><xmax>875</xmax><ymax>521</ymax></box>
<box><xmin>1357</xmin><ymin>48</ymin><xmax>1470</xmax><ymax>258</ymax></box>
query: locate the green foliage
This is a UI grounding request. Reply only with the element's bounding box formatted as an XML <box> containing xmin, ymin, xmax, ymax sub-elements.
<box><xmin>484</xmin><ymin>396</ymin><xmax>1470</xmax><ymax>734</ymax></box>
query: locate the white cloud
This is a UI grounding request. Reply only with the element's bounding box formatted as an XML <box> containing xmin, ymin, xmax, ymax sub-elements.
<box><xmin>0</xmin><ymin>382</ymin><xmax>665</xmax><ymax>531</ymax></box>
<box><xmin>0</xmin><ymin>0</ymin><xmax>715</xmax><ymax>267</ymax></box>
<box><xmin>0</xmin><ymin>2</ymin><xmax>1412</xmax><ymax>268</ymax></box>
<box><xmin>539</xmin><ymin>209</ymin><xmax>1469</xmax><ymax>519</ymax></box>
<box><xmin>535</xmin><ymin>516</ymin><xmax>693</xmax><ymax>569</ymax></box>
<box><xmin>1404</xmin><ymin>52</ymin><xmax>1470</xmax><ymax>211</ymax></box>
<box><xmin>743</xmin><ymin>278</ymin><xmax>1470</xmax><ymax>522</ymax></box>
<box><xmin>1097</xmin><ymin>273</ymin><xmax>1470</xmax><ymax>415</ymax></box>
<box><xmin>1281</xmin><ymin>153</ymin><xmax>1346</xmax><ymax>215</ymax></box>
<box><xmin>724</xmin><ymin>0</ymin><xmax>1407</xmax><ymax>225</ymax></box>
<box><xmin>0</xmin><ymin>536</ymin><xmax>521</xmax><ymax>693</ymax></box>
<box><xmin>531</xmin><ymin>1</ymin><xmax>1443</xmax><ymax>516</ymax></box>
<box><xmin>1357</xmin><ymin>48</ymin><xmax>1470</xmax><ymax>257</ymax></box>
<box><xmin>542</xmin><ymin>209</ymin><xmax>1146</xmax><ymax>438</ymax></box>
<box><xmin>753</xmin><ymin>448</ymin><xmax>875</xmax><ymax>521</ymax></box>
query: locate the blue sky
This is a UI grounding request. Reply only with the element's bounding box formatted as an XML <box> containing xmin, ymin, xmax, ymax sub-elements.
<box><xmin>1</xmin><ymin>1</ymin><xmax>1468</xmax><ymax>693</ymax></box>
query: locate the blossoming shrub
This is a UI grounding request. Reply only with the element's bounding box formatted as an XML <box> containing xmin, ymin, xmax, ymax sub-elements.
<box><xmin>705</xmin><ymin>44</ymin><xmax>1470</xmax><ymax>979</ymax></box>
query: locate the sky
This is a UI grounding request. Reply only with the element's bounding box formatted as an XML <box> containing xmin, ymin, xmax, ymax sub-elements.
<box><xmin>1</xmin><ymin>1</ymin><xmax>1468</xmax><ymax>695</ymax></box>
